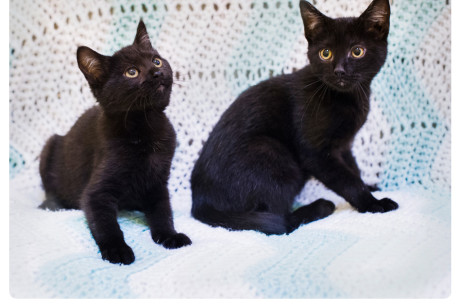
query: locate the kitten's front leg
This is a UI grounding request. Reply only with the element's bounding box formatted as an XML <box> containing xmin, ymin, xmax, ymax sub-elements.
<box><xmin>341</xmin><ymin>150</ymin><xmax>380</xmax><ymax>192</ymax></box>
<box><xmin>308</xmin><ymin>154</ymin><xmax>398</xmax><ymax>213</ymax></box>
<box><xmin>143</xmin><ymin>185</ymin><xmax>191</xmax><ymax>249</ymax></box>
<box><xmin>82</xmin><ymin>184</ymin><xmax>135</xmax><ymax>265</ymax></box>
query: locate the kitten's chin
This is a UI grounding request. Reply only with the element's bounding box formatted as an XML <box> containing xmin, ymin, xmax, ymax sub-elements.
<box><xmin>325</xmin><ymin>80</ymin><xmax>355</xmax><ymax>92</ymax></box>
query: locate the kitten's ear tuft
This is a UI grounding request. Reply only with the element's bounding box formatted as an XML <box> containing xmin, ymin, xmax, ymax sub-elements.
<box><xmin>299</xmin><ymin>0</ymin><xmax>327</xmax><ymax>42</ymax></box>
<box><xmin>134</xmin><ymin>19</ymin><xmax>153</xmax><ymax>49</ymax></box>
<box><xmin>77</xmin><ymin>46</ymin><xmax>109</xmax><ymax>84</ymax></box>
<box><xmin>359</xmin><ymin>0</ymin><xmax>390</xmax><ymax>40</ymax></box>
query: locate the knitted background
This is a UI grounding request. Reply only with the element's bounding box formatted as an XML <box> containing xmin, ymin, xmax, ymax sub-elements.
<box><xmin>9</xmin><ymin>0</ymin><xmax>451</xmax><ymax>298</ymax></box>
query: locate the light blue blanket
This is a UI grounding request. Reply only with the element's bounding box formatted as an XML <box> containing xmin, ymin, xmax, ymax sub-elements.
<box><xmin>9</xmin><ymin>0</ymin><xmax>450</xmax><ymax>298</ymax></box>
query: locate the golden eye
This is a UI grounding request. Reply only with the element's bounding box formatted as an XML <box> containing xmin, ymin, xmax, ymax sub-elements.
<box><xmin>125</xmin><ymin>68</ymin><xmax>139</xmax><ymax>78</ymax></box>
<box><xmin>351</xmin><ymin>47</ymin><xmax>365</xmax><ymax>58</ymax></box>
<box><xmin>319</xmin><ymin>48</ymin><xmax>332</xmax><ymax>61</ymax></box>
<box><xmin>153</xmin><ymin>58</ymin><xmax>162</xmax><ymax>68</ymax></box>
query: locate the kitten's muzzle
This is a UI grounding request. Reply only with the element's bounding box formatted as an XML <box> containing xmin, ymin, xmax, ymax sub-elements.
<box><xmin>330</xmin><ymin>64</ymin><xmax>352</xmax><ymax>90</ymax></box>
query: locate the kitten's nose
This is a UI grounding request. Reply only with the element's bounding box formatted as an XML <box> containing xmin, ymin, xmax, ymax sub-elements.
<box><xmin>334</xmin><ymin>66</ymin><xmax>345</xmax><ymax>78</ymax></box>
<box><xmin>334</xmin><ymin>61</ymin><xmax>345</xmax><ymax>77</ymax></box>
<box><xmin>153</xmin><ymin>71</ymin><xmax>163</xmax><ymax>78</ymax></box>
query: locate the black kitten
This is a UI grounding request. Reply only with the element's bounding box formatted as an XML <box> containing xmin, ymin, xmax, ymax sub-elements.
<box><xmin>39</xmin><ymin>20</ymin><xmax>191</xmax><ymax>264</ymax></box>
<box><xmin>191</xmin><ymin>0</ymin><xmax>397</xmax><ymax>235</ymax></box>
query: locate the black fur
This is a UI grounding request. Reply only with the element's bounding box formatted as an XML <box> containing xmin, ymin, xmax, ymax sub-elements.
<box><xmin>191</xmin><ymin>0</ymin><xmax>397</xmax><ymax>235</ymax></box>
<box><xmin>39</xmin><ymin>20</ymin><xmax>191</xmax><ymax>265</ymax></box>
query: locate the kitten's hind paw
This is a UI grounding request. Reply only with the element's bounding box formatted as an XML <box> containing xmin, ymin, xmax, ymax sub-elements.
<box><xmin>38</xmin><ymin>198</ymin><xmax>64</xmax><ymax>211</ymax></box>
<box><xmin>100</xmin><ymin>243</ymin><xmax>135</xmax><ymax>265</ymax></box>
<box><xmin>152</xmin><ymin>232</ymin><xmax>192</xmax><ymax>249</ymax></box>
<box><xmin>366</xmin><ymin>184</ymin><xmax>380</xmax><ymax>192</ymax></box>
<box><xmin>357</xmin><ymin>198</ymin><xmax>398</xmax><ymax>213</ymax></box>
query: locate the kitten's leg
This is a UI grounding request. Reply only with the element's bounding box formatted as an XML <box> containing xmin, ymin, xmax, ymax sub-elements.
<box><xmin>39</xmin><ymin>134</ymin><xmax>81</xmax><ymax>210</ymax></box>
<box><xmin>308</xmin><ymin>155</ymin><xmax>398</xmax><ymax>213</ymax></box>
<box><xmin>341</xmin><ymin>150</ymin><xmax>380</xmax><ymax>192</ymax></box>
<box><xmin>39</xmin><ymin>134</ymin><xmax>61</xmax><ymax>193</ymax></box>
<box><xmin>144</xmin><ymin>185</ymin><xmax>191</xmax><ymax>249</ymax></box>
<box><xmin>81</xmin><ymin>185</ymin><xmax>135</xmax><ymax>265</ymax></box>
<box><xmin>39</xmin><ymin>134</ymin><xmax>69</xmax><ymax>208</ymax></box>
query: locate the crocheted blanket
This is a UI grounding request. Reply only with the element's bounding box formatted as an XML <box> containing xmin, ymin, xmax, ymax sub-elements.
<box><xmin>9</xmin><ymin>0</ymin><xmax>451</xmax><ymax>298</ymax></box>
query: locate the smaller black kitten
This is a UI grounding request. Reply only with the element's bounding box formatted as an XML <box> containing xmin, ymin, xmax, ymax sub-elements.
<box><xmin>39</xmin><ymin>20</ymin><xmax>191</xmax><ymax>265</ymax></box>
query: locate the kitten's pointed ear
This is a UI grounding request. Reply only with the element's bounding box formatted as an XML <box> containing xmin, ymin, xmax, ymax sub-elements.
<box><xmin>359</xmin><ymin>0</ymin><xmax>391</xmax><ymax>40</ymax></box>
<box><xmin>77</xmin><ymin>46</ymin><xmax>109</xmax><ymax>85</ymax></box>
<box><xmin>299</xmin><ymin>0</ymin><xmax>327</xmax><ymax>42</ymax></box>
<box><xmin>134</xmin><ymin>19</ymin><xmax>153</xmax><ymax>49</ymax></box>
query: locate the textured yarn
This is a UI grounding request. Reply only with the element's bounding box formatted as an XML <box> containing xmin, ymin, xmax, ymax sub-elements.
<box><xmin>9</xmin><ymin>0</ymin><xmax>450</xmax><ymax>298</ymax></box>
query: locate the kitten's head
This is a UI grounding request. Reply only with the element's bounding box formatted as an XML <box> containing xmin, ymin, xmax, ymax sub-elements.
<box><xmin>77</xmin><ymin>20</ymin><xmax>173</xmax><ymax>112</ymax></box>
<box><xmin>299</xmin><ymin>0</ymin><xmax>390</xmax><ymax>92</ymax></box>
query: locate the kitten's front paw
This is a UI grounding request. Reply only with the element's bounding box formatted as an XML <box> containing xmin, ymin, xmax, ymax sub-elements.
<box><xmin>152</xmin><ymin>232</ymin><xmax>192</xmax><ymax>249</ymax></box>
<box><xmin>100</xmin><ymin>243</ymin><xmax>135</xmax><ymax>265</ymax></box>
<box><xmin>357</xmin><ymin>198</ymin><xmax>398</xmax><ymax>213</ymax></box>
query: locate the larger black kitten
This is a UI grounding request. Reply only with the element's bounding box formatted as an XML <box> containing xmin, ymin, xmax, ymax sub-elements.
<box><xmin>39</xmin><ymin>20</ymin><xmax>191</xmax><ymax>264</ymax></box>
<box><xmin>191</xmin><ymin>0</ymin><xmax>397</xmax><ymax>235</ymax></box>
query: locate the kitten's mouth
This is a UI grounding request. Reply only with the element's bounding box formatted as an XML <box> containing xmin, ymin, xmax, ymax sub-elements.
<box><xmin>327</xmin><ymin>78</ymin><xmax>354</xmax><ymax>92</ymax></box>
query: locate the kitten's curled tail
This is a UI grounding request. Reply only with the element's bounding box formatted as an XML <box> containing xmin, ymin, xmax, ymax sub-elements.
<box><xmin>192</xmin><ymin>199</ymin><xmax>335</xmax><ymax>235</ymax></box>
